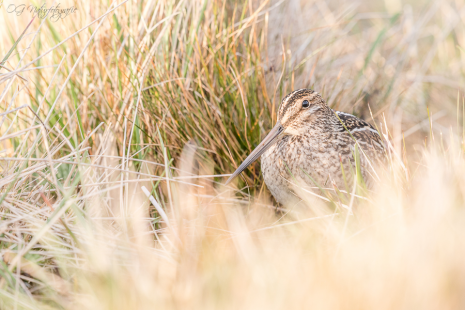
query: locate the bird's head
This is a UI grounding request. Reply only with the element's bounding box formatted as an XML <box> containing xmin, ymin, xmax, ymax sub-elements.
<box><xmin>225</xmin><ymin>88</ymin><xmax>329</xmax><ymax>185</ymax></box>
<box><xmin>277</xmin><ymin>88</ymin><xmax>329</xmax><ymax>136</ymax></box>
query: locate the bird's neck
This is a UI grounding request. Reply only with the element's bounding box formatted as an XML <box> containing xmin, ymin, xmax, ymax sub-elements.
<box><xmin>307</xmin><ymin>110</ymin><xmax>341</xmax><ymax>135</ymax></box>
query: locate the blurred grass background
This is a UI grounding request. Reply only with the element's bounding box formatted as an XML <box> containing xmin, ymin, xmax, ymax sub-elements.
<box><xmin>1</xmin><ymin>0</ymin><xmax>465</xmax><ymax>309</ymax></box>
<box><xmin>2</xmin><ymin>0</ymin><xmax>464</xmax><ymax>190</ymax></box>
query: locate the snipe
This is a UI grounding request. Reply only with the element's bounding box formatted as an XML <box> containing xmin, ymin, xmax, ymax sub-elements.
<box><xmin>225</xmin><ymin>88</ymin><xmax>385</xmax><ymax>205</ymax></box>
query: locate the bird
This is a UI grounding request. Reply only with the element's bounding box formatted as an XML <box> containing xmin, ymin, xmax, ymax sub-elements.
<box><xmin>225</xmin><ymin>88</ymin><xmax>385</xmax><ymax>205</ymax></box>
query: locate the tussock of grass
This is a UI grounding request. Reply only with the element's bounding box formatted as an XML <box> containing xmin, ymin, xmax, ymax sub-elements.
<box><xmin>1</xmin><ymin>0</ymin><xmax>465</xmax><ymax>309</ymax></box>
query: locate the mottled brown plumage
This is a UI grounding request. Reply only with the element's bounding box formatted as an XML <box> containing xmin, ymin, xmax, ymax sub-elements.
<box><xmin>226</xmin><ymin>88</ymin><xmax>385</xmax><ymax>205</ymax></box>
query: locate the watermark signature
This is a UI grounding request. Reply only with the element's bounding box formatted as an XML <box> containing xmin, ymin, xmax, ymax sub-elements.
<box><xmin>3</xmin><ymin>2</ymin><xmax>78</xmax><ymax>21</ymax></box>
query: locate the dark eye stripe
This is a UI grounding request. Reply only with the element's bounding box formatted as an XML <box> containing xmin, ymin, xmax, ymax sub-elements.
<box><xmin>279</xmin><ymin>89</ymin><xmax>314</xmax><ymax>117</ymax></box>
<box><xmin>302</xmin><ymin>100</ymin><xmax>310</xmax><ymax>108</ymax></box>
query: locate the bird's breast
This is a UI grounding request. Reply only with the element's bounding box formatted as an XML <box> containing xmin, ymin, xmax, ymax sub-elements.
<box><xmin>260</xmin><ymin>135</ymin><xmax>319</xmax><ymax>205</ymax></box>
<box><xmin>260</xmin><ymin>132</ymin><xmax>358</xmax><ymax>205</ymax></box>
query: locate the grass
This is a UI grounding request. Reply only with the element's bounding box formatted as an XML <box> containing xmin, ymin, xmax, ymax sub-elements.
<box><xmin>1</xmin><ymin>0</ymin><xmax>465</xmax><ymax>308</ymax></box>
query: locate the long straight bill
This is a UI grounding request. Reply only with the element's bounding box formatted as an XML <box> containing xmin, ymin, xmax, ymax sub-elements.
<box><xmin>225</xmin><ymin>121</ymin><xmax>284</xmax><ymax>185</ymax></box>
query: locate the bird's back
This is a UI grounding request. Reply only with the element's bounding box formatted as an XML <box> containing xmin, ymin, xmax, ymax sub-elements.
<box><xmin>334</xmin><ymin>111</ymin><xmax>385</xmax><ymax>161</ymax></box>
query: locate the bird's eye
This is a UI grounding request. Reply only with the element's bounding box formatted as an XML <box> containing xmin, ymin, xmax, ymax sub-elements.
<box><xmin>302</xmin><ymin>100</ymin><xmax>310</xmax><ymax>108</ymax></box>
